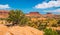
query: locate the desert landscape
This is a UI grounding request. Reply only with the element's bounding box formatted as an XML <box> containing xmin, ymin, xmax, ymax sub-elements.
<box><xmin>0</xmin><ymin>0</ymin><xmax>60</xmax><ymax>35</ymax></box>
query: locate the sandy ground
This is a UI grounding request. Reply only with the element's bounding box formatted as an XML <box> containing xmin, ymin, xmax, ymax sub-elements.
<box><xmin>0</xmin><ymin>24</ymin><xmax>44</xmax><ymax>35</ymax></box>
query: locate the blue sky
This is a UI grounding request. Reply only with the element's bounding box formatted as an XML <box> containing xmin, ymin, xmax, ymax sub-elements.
<box><xmin>0</xmin><ymin>0</ymin><xmax>60</xmax><ymax>14</ymax></box>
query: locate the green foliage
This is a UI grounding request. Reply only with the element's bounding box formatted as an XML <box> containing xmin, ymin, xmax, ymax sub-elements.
<box><xmin>27</xmin><ymin>20</ymin><xmax>47</xmax><ymax>30</ymax></box>
<box><xmin>46</xmin><ymin>18</ymin><xmax>58</xmax><ymax>27</ymax></box>
<box><xmin>0</xmin><ymin>18</ymin><xmax>6</xmax><ymax>20</ymax></box>
<box><xmin>44</xmin><ymin>28</ymin><xmax>58</xmax><ymax>35</ymax></box>
<box><xmin>6</xmin><ymin>10</ymin><xmax>29</xmax><ymax>26</ymax></box>
<box><xmin>19</xmin><ymin>16</ymin><xmax>30</xmax><ymax>26</ymax></box>
<box><xmin>38</xmin><ymin>23</ymin><xmax>47</xmax><ymax>30</ymax></box>
<box><xmin>5</xmin><ymin>9</ymin><xmax>60</xmax><ymax>30</ymax></box>
<box><xmin>27</xmin><ymin>21</ymin><xmax>38</xmax><ymax>28</ymax></box>
<box><xmin>57</xmin><ymin>20</ymin><xmax>60</xmax><ymax>26</ymax></box>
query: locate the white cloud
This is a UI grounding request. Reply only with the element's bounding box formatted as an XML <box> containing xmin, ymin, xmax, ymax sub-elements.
<box><xmin>51</xmin><ymin>0</ymin><xmax>55</xmax><ymax>1</ymax></box>
<box><xmin>54</xmin><ymin>9</ymin><xmax>60</xmax><ymax>12</ymax></box>
<box><xmin>34</xmin><ymin>1</ymin><xmax>60</xmax><ymax>9</ymax></box>
<box><xmin>57</xmin><ymin>0</ymin><xmax>60</xmax><ymax>1</ymax></box>
<box><xmin>51</xmin><ymin>0</ymin><xmax>60</xmax><ymax>1</ymax></box>
<box><xmin>44</xmin><ymin>9</ymin><xmax>60</xmax><ymax>12</ymax></box>
<box><xmin>0</xmin><ymin>4</ymin><xmax>10</xmax><ymax>9</ymax></box>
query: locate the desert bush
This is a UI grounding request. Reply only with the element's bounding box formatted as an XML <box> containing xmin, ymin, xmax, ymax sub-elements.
<box><xmin>44</xmin><ymin>28</ymin><xmax>58</xmax><ymax>35</ymax></box>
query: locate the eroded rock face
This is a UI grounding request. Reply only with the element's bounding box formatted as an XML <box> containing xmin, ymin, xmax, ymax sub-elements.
<box><xmin>0</xmin><ymin>24</ymin><xmax>12</xmax><ymax>35</ymax></box>
<box><xmin>0</xmin><ymin>24</ymin><xmax>43</xmax><ymax>35</ymax></box>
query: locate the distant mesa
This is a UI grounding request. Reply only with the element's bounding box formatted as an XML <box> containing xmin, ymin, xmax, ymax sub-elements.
<box><xmin>46</xmin><ymin>12</ymin><xmax>52</xmax><ymax>14</ymax></box>
<box><xmin>30</xmin><ymin>12</ymin><xmax>39</xmax><ymax>13</ymax></box>
<box><xmin>0</xmin><ymin>10</ymin><xmax>9</xmax><ymax>18</ymax></box>
<box><xmin>0</xmin><ymin>10</ymin><xmax>59</xmax><ymax>19</ymax></box>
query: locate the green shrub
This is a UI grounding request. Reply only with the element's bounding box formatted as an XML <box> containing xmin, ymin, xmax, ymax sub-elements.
<box><xmin>44</xmin><ymin>28</ymin><xmax>58</xmax><ymax>35</ymax></box>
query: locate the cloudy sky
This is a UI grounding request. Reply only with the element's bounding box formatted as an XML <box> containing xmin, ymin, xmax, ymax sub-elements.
<box><xmin>0</xmin><ymin>0</ymin><xmax>60</xmax><ymax>14</ymax></box>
